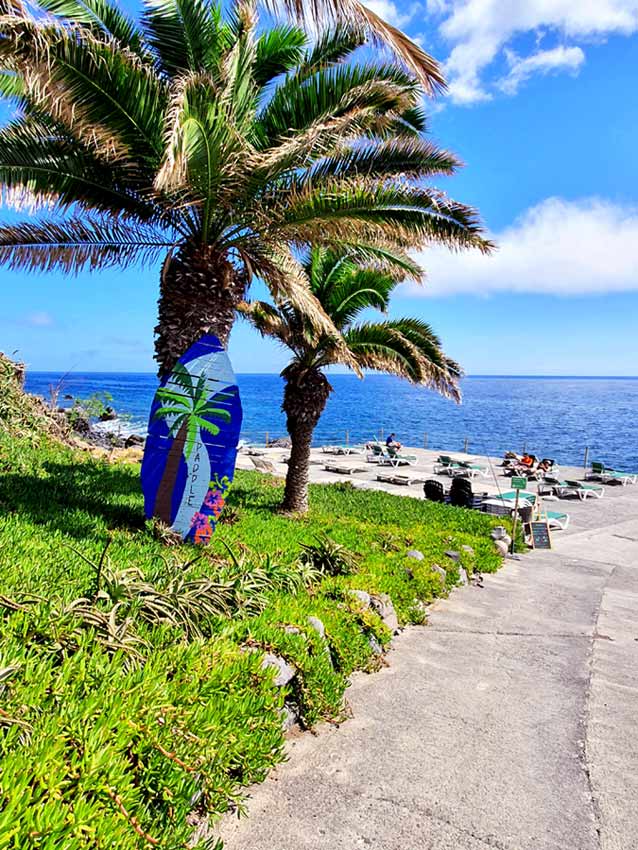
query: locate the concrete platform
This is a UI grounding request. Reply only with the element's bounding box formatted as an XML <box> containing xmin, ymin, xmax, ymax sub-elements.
<box><xmin>221</xmin><ymin>448</ymin><xmax>638</xmax><ymax>850</ymax></box>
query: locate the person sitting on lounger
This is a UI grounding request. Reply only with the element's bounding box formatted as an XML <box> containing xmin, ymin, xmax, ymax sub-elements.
<box><xmin>512</xmin><ymin>453</ymin><xmax>537</xmax><ymax>477</ymax></box>
<box><xmin>385</xmin><ymin>433</ymin><xmax>402</xmax><ymax>450</ymax></box>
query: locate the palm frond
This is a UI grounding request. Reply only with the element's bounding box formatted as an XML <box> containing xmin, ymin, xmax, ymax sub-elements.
<box><xmin>344</xmin><ymin>319</ymin><xmax>460</xmax><ymax>399</ymax></box>
<box><xmin>0</xmin><ymin>215</ymin><xmax>176</xmax><ymax>273</ymax></box>
<box><xmin>253</xmin><ymin>24</ymin><xmax>306</xmax><ymax>87</ymax></box>
<box><xmin>0</xmin><ymin>13</ymin><xmax>167</xmax><ymax>163</ymax></box>
<box><xmin>143</xmin><ymin>0</ymin><xmax>222</xmax><ymax>76</ymax></box>
<box><xmin>311</xmin><ymin>137</ymin><xmax>461</xmax><ymax>181</ymax></box>
<box><xmin>238</xmin><ymin>299</ymin><xmax>292</xmax><ymax>344</ymax></box>
<box><xmin>262</xmin><ymin>0</ymin><xmax>445</xmax><ymax>94</ymax></box>
<box><xmin>0</xmin><ymin>117</ymin><xmax>156</xmax><ymax>218</ymax></box>
<box><xmin>243</xmin><ymin>242</ymin><xmax>356</xmax><ymax>371</ymax></box>
<box><xmin>155</xmin><ymin>71</ymin><xmax>248</xmax><ymax>225</ymax></box>
<box><xmin>257</xmin><ymin>61</ymin><xmax>420</xmax><ymax>144</ymax></box>
<box><xmin>273</xmin><ymin>180</ymin><xmax>494</xmax><ymax>254</ymax></box>
<box><xmin>301</xmin><ymin>24</ymin><xmax>365</xmax><ymax>72</ymax></box>
<box><xmin>38</xmin><ymin>0</ymin><xmax>146</xmax><ymax>55</ymax></box>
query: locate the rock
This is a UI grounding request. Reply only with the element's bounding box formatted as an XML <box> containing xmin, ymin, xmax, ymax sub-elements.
<box><xmin>406</xmin><ymin>549</ymin><xmax>424</xmax><ymax>561</ymax></box>
<box><xmin>281</xmin><ymin>703</ymin><xmax>300</xmax><ymax>732</ymax></box>
<box><xmin>490</xmin><ymin>526</ymin><xmax>508</xmax><ymax>541</ymax></box>
<box><xmin>444</xmin><ymin>550</ymin><xmax>460</xmax><ymax>563</ymax></box>
<box><xmin>125</xmin><ymin>434</ymin><xmax>145</xmax><ymax>448</ymax></box>
<box><xmin>370</xmin><ymin>593</ymin><xmax>399</xmax><ymax>633</ymax></box>
<box><xmin>368</xmin><ymin>635</ymin><xmax>384</xmax><ymax>655</ymax></box>
<box><xmin>348</xmin><ymin>589</ymin><xmax>371</xmax><ymax>607</ymax></box>
<box><xmin>462</xmin><ymin>545</ymin><xmax>474</xmax><ymax>554</ymax></box>
<box><xmin>99</xmin><ymin>406</ymin><xmax>117</xmax><ymax>422</ymax></box>
<box><xmin>502</xmin><ymin>534</ymin><xmax>512</xmax><ymax>548</ymax></box>
<box><xmin>69</xmin><ymin>412</ymin><xmax>90</xmax><ymax>436</ymax></box>
<box><xmin>63</xmin><ymin>393</ymin><xmax>73</xmax><ymax>400</ymax></box>
<box><xmin>261</xmin><ymin>653</ymin><xmax>296</xmax><ymax>687</ymax></box>
<box><xmin>458</xmin><ymin>567</ymin><xmax>469</xmax><ymax>586</ymax></box>
<box><xmin>494</xmin><ymin>539</ymin><xmax>509</xmax><ymax>556</ymax></box>
<box><xmin>284</xmin><ymin>625</ymin><xmax>301</xmax><ymax>635</ymax></box>
<box><xmin>307</xmin><ymin>616</ymin><xmax>325</xmax><ymax>639</ymax></box>
<box><xmin>431</xmin><ymin>563</ymin><xmax>447</xmax><ymax>585</ymax></box>
<box><xmin>266</xmin><ymin>436</ymin><xmax>292</xmax><ymax>448</ymax></box>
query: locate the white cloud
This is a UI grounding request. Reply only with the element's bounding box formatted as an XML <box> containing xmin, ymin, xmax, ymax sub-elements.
<box><xmin>436</xmin><ymin>0</ymin><xmax>638</xmax><ymax>103</ymax></box>
<box><xmin>25</xmin><ymin>311</ymin><xmax>54</xmax><ymax>327</ymax></box>
<box><xmin>498</xmin><ymin>45</ymin><xmax>585</xmax><ymax>95</ymax></box>
<box><xmin>407</xmin><ymin>197</ymin><xmax>638</xmax><ymax>296</ymax></box>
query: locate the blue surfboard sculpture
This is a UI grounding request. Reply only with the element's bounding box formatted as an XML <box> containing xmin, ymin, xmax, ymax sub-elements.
<box><xmin>141</xmin><ymin>334</ymin><xmax>242</xmax><ymax>543</ymax></box>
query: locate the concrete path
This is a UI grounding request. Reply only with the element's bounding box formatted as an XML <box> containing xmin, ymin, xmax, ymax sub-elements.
<box><xmin>221</xmin><ymin>482</ymin><xmax>638</xmax><ymax>850</ymax></box>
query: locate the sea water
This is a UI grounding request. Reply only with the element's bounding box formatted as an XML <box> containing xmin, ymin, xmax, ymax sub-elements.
<box><xmin>24</xmin><ymin>373</ymin><xmax>638</xmax><ymax>470</ymax></box>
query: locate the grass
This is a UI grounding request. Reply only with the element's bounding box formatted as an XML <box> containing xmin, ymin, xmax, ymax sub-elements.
<box><xmin>0</xmin><ymin>358</ymin><xmax>508</xmax><ymax>848</ymax></box>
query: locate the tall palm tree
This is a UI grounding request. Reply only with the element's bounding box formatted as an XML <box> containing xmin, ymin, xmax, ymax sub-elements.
<box><xmin>0</xmin><ymin>0</ymin><xmax>489</xmax><ymax>381</ymax></box>
<box><xmin>241</xmin><ymin>246</ymin><xmax>461</xmax><ymax>513</ymax></box>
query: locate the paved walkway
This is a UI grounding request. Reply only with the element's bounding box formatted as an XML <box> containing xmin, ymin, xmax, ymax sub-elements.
<box><xmin>221</xmin><ymin>477</ymin><xmax>638</xmax><ymax>850</ymax></box>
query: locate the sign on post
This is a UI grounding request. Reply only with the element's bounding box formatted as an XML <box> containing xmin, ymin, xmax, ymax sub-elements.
<box><xmin>509</xmin><ymin>476</ymin><xmax>528</xmax><ymax>554</ymax></box>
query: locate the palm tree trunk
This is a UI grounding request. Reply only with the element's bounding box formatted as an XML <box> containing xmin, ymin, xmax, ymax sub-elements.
<box><xmin>281</xmin><ymin>367</ymin><xmax>331</xmax><ymax>514</ymax></box>
<box><xmin>154</xmin><ymin>419</ymin><xmax>189</xmax><ymax>525</ymax></box>
<box><xmin>154</xmin><ymin>246</ymin><xmax>247</xmax><ymax>376</ymax></box>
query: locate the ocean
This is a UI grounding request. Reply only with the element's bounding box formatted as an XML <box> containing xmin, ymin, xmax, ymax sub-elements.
<box><xmin>24</xmin><ymin>372</ymin><xmax>638</xmax><ymax>471</ymax></box>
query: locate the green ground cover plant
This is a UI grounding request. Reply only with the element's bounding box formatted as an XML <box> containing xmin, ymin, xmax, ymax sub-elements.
<box><xmin>0</xmin><ymin>363</ymin><xmax>507</xmax><ymax>848</ymax></box>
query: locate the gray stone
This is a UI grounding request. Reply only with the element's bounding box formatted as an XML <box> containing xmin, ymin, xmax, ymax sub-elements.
<box><xmin>458</xmin><ymin>567</ymin><xmax>469</xmax><ymax>586</ymax></box>
<box><xmin>431</xmin><ymin>563</ymin><xmax>447</xmax><ymax>585</ymax></box>
<box><xmin>406</xmin><ymin>549</ymin><xmax>424</xmax><ymax>561</ymax></box>
<box><xmin>281</xmin><ymin>704</ymin><xmax>299</xmax><ymax>732</ymax></box>
<box><xmin>284</xmin><ymin>625</ymin><xmax>302</xmax><ymax>635</ymax></box>
<box><xmin>349</xmin><ymin>589</ymin><xmax>371</xmax><ymax>607</ymax></box>
<box><xmin>307</xmin><ymin>616</ymin><xmax>325</xmax><ymax>639</ymax></box>
<box><xmin>490</xmin><ymin>526</ymin><xmax>508</xmax><ymax>541</ymax></box>
<box><xmin>444</xmin><ymin>550</ymin><xmax>460</xmax><ymax>563</ymax></box>
<box><xmin>462</xmin><ymin>545</ymin><xmax>475</xmax><ymax>554</ymax></box>
<box><xmin>370</xmin><ymin>593</ymin><xmax>399</xmax><ymax>633</ymax></box>
<box><xmin>368</xmin><ymin>635</ymin><xmax>383</xmax><ymax>655</ymax></box>
<box><xmin>261</xmin><ymin>653</ymin><xmax>296</xmax><ymax>687</ymax></box>
<box><xmin>494</xmin><ymin>539</ymin><xmax>509</xmax><ymax>557</ymax></box>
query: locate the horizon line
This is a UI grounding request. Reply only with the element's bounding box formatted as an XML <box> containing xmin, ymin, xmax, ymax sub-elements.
<box><xmin>24</xmin><ymin>371</ymin><xmax>638</xmax><ymax>379</ymax></box>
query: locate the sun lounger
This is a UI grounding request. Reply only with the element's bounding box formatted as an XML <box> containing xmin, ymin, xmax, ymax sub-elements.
<box><xmin>540</xmin><ymin>477</ymin><xmax>604</xmax><ymax>500</ymax></box>
<box><xmin>434</xmin><ymin>455</ymin><xmax>486</xmax><ymax>478</ymax></box>
<box><xmin>498</xmin><ymin>491</ymin><xmax>570</xmax><ymax>529</ymax></box>
<box><xmin>381</xmin><ymin>446</ymin><xmax>418</xmax><ymax>467</ymax></box>
<box><xmin>377</xmin><ymin>473</ymin><xmax>426</xmax><ymax>486</ymax></box>
<box><xmin>365</xmin><ymin>442</ymin><xmax>386</xmax><ymax>463</ymax></box>
<box><xmin>586</xmin><ymin>461</ymin><xmax>637</xmax><ymax>485</ymax></box>
<box><xmin>324</xmin><ymin>464</ymin><xmax>365</xmax><ymax>475</ymax></box>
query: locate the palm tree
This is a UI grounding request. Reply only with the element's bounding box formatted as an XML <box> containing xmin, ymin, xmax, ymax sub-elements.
<box><xmin>151</xmin><ymin>362</ymin><xmax>232</xmax><ymax>523</ymax></box>
<box><xmin>0</xmin><ymin>0</ymin><xmax>489</xmax><ymax>382</ymax></box>
<box><xmin>241</xmin><ymin>246</ymin><xmax>461</xmax><ymax>513</ymax></box>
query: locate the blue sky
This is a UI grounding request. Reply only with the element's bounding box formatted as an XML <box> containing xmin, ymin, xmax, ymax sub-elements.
<box><xmin>1</xmin><ymin>0</ymin><xmax>637</xmax><ymax>375</ymax></box>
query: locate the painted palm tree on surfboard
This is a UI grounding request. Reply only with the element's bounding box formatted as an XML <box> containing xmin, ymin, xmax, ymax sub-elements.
<box><xmin>152</xmin><ymin>362</ymin><xmax>233</xmax><ymax>525</ymax></box>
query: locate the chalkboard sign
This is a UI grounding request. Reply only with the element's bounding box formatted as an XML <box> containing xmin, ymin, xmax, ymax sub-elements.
<box><xmin>530</xmin><ymin>521</ymin><xmax>552</xmax><ymax>549</ymax></box>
